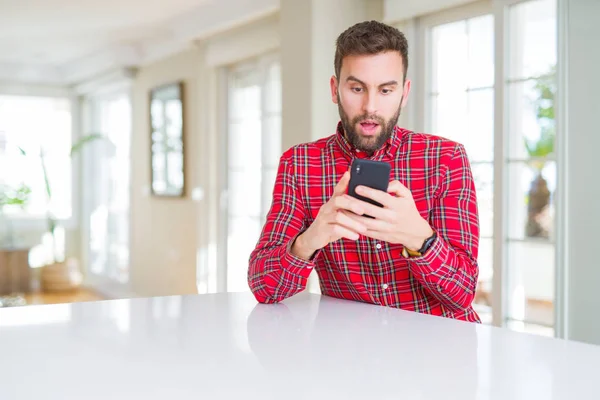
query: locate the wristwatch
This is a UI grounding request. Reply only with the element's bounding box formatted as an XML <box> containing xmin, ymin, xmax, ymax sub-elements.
<box><xmin>402</xmin><ymin>231</ymin><xmax>437</xmax><ymax>258</ymax></box>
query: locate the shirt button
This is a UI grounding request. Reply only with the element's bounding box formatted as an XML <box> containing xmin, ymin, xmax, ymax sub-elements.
<box><xmin>376</xmin><ymin>243</ymin><xmax>382</xmax><ymax>250</ymax></box>
<box><xmin>382</xmin><ymin>284</ymin><xmax>389</xmax><ymax>290</ymax></box>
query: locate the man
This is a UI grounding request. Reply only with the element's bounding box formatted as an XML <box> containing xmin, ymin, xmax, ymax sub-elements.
<box><xmin>248</xmin><ymin>20</ymin><xmax>480</xmax><ymax>322</ymax></box>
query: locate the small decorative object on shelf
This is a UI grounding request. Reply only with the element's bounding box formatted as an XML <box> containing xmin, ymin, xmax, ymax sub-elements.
<box><xmin>0</xmin><ymin>248</ymin><xmax>31</xmax><ymax>295</ymax></box>
<box><xmin>40</xmin><ymin>258</ymin><xmax>82</xmax><ymax>292</ymax></box>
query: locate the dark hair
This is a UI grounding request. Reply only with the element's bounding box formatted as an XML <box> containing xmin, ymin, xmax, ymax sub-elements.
<box><xmin>334</xmin><ymin>20</ymin><xmax>409</xmax><ymax>82</ymax></box>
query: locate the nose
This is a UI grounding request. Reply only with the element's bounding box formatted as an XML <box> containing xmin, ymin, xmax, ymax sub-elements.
<box><xmin>363</xmin><ymin>90</ymin><xmax>378</xmax><ymax>115</ymax></box>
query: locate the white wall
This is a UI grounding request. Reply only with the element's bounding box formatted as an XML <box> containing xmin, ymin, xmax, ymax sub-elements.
<box><xmin>562</xmin><ymin>0</ymin><xmax>600</xmax><ymax>346</ymax></box>
<box><xmin>130</xmin><ymin>49</ymin><xmax>202</xmax><ymax>297</ymax></box>
<box><xmin>280</xmin><ymin>0</ymin><xmax>384</xmax><ymax>151</ymax></box>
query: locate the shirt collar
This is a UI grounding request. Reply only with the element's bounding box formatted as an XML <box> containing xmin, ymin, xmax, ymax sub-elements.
<box><xmin>333</xmin><ymin>121</ymin><xmax>404</xmax><ymax>161</ymax></box>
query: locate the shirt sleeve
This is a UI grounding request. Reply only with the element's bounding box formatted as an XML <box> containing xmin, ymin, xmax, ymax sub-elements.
<box><xmin>247</xmin><ymin>152</ymin><xmax>319</xmax><ymax>303</ymax></box>
<box><xmin>407</xmin><ymin>143</ymin><xmax>480</xmax><ymax>312</ymax></box>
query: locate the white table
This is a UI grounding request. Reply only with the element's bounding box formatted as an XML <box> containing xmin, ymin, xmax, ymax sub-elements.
<box><xmin>0</xmin><ymin>292</ymin><xmax>599</xmax><ymax>399</ymax></box>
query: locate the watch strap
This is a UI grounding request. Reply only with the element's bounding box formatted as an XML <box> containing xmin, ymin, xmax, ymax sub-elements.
<box><xmin>402</xmin><ymin>232</ymin><xmax>437</xmax><ymax>258</ymax></box>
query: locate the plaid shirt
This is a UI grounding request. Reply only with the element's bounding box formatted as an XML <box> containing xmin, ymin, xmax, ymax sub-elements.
<box><xmin>248</xmin><ymin>123</ymin><xmax>480</xmax><ymax>322</ymax></box>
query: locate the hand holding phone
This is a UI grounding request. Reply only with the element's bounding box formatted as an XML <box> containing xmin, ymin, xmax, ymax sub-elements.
<box><xmin>290</xmin><ymin>171</ymin><xmax>369</xmax><ymax>260</ymax></box>
<box><xmin>348</xmin><ymin>158</ymin><xmax>391</xmax><ymax>210</ymax></box>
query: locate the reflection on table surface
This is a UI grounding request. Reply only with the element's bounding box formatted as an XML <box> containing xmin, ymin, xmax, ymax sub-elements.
<box><xmin>0</xmin><ymin>292</ymin><xmax>598</xmax><ymax>400</ymax></box>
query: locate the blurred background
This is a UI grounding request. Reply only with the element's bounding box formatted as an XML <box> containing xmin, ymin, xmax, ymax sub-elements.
<box><xmin>0</xmin><ymin>0</ymin><xmax>598</xmax><ymax>345</ymax></box>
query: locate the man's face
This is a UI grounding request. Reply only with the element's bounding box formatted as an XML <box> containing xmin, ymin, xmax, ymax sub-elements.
<box><xmin>331</xmin><ymin>51</ymin><xmax>411</xmax><ymax>155</ymax></box>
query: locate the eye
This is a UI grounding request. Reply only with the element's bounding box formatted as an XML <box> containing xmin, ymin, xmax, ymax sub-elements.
<box><xmin>351</xmin><ymin>87</ymin><xmax>363</xmax><ymax>93</ymax></box>
<box><xmin>381</xmin><ymin>88</ymin><xmax>393</xmax><ymax>95</ymax></box>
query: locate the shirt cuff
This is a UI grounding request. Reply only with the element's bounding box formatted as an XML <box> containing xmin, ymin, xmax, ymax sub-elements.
<box><xmin>281</xmin><ymin>233</ymin><xmax>321</xmax><ymax>279</ymax></box>
<box><xmin>405</xmin><ymin>233</ymin><xmax>449</xmax><ymax>277</ymax></box>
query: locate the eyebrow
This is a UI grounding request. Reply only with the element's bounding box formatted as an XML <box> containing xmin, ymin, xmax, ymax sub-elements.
<box><xmin>346</xmin><ymin>75</ymin><xmax>399</xmax><ymax>87</ymax></box>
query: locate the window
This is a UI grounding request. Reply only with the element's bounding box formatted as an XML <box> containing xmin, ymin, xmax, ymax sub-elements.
<box><xmin>0</xmin><ymin>95</ymin><xmax>72</xmax><ymax>219</ymax></box>
<box><xmin>505</xmin><ymin>0</ymin><xmax>557</xmax><ymax>336</ymax></box>
<box><xmin>224</xmin><ymin>55</ymin><xmax>281</xmax><ymax>292</ymax></box>
<box><xmin>419</xmin><ymin>0</ymin><xmax>558</xmax><ymax>336</ymax></box>
<box><xmin>427</xmin><ymin>13</ymin><xmax>495</xmax><ymax>323</ymax></box>
<box><xmin>84</xmin><ymin>93</ymin><xmax>132</xmax><ymax>284</ymax></box>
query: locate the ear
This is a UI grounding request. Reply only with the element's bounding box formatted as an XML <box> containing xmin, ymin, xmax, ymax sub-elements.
<box><xmin>401</xmin><ymin>78</ymin><xmax>411</xmax><ymax>108</ymax></box>
<box><xmin>330</xmin><ymin>75</ymin><xmax>339</xmax><ymax>104</ymax></box>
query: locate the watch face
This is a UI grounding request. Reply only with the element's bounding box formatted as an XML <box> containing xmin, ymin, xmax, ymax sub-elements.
<box><xmin>420</xmin><ymin>233</ymin><xmax>437</xmax><ymax>253</ymax></box>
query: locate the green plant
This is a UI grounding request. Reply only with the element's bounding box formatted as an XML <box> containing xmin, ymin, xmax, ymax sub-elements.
<box><xmin>18</xmin><ymin>133</ymin><xmax>107</xmax><ymax>263</ymax></box>
<box><xmin>0</xmin><ymin>183</ymin><xmax>31</xmax><ymax>209</ymax></box>
<box><xmin>524</xmin><ymin>66</ymin><xmax>556</xmax><ymax>170</ymax></box>
<box><xmin>0</xmin><ymin>183</ymin><xmax>31</xmax><ymax>248</ymax></box>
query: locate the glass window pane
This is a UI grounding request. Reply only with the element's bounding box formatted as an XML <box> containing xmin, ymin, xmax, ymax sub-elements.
<box><xmin>431</xmin><ymin>14</ymin><xmax>496</xmax><ymax>323</ymax></box>
<box><xmin>226</xmin><ymin>56</ymin><xmax>281</xmax><ymax>293</ymax></box>
<box><xmin>88</xmin><ymin>94</ymin><xmax>131</xmax><ymax>283</ymax></box>
<box><xmin>507</xmin><ymin>77</ymin><xmax>556</xmax><ymax>161</ymax></box>
<box><xmin>432</xmin><ymin>20</ymin><xmax>468</xmax><ymax>93</ymax></box>
<box><xmin>265</xmin><ymin>61</ymin><xmax>282</xmax><ymax>114</ymax></box>
<box><xmin>228</xmin><ymin>72</ymin><xmax>261</xmax><ymax>120</ymax></box>
<box><xmin>472</xmin><ymin>163</ymin><xmax>494</xmax><ymax>238</ymax></box>
<box><xmin>467</xmin><ymin>15</ymin><xmax>495</xmax><ymax>88</ymax></box>
<box><xmin>45</xmin><ymin>156</ymin><xmax>71</xmax><ymax>219</ymax></box>
<box><xmin>227</xmin><ymin>216</ymin><xmax>262</xmax><ymax>292</ymax></box>
<box><xmin>505</xmin><ymin>0</ymin><xmax>557</xmax><ymax>334</ymax></box>
<box><xmin>430</xmin><ymin>92</ymin><xmax>468</xmax><ymax>143</ymax></box>
<box><xmin>506</xmin><ymin>241</ymin><xmax>555</xmax><ymax>327</ymax></box>
<box><xmin>228</xmin><ymin>169</ymin><xmax>262</xmax><ymax>218</ymax></box>
<box><xmin>261</xmin><ymin>167</ymin><xmax>278</xmax><ymax>220</ymax></box>
<box><xmin>474</xmin><ymin>237</ymin><xmax>494</xmax><ymax>312</ymax></box>
<box><xmin>508</xmin><ymin>0</ymin><xmax>557</xmax><ymax>79</ymax></box>
<box><xmin>466</xmin><ymin>89</ymin><xmax>494</xmax><ymax>162</ymax></box>
<box><xmin>507</xmin><ymin>162</ymin><xmax>556</xmax><ymax>241</ymax></box>
<box><xmin>228</xmin><ymin>120</ymin><xmax>262</xmax><ymax>169</ymax></box>
<box><xmin>0</xmin><ymin>95</ymin><xmax>72</xmax><ymax>218</ymax></box>
<box><xmin>262</xmin><ymin>115</ymin><xmax>281</xmax><ymax>168</ymax></box>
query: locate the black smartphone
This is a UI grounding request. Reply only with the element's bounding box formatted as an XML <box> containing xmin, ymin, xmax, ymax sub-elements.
<box><xmin>348</xmin><ymin>158</ymin><xmax>391</xmax><ymax>210</ymax></box>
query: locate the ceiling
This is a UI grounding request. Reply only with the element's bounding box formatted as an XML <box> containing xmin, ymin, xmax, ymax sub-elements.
<box><xmin>0</xmin><ymin>0</ymin><xmax>279</xmax><ymax>85</ymax></box>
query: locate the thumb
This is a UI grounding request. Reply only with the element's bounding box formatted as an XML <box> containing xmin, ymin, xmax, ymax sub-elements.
<box><xmin>333</xmin><ymin>171</ymin><xmax>351</xmax><ymax>196</ymax></box>
<box><xmin>388</xmin><ymin>180</ymin><xmax>412</xmax><ymax>198</ymax></box>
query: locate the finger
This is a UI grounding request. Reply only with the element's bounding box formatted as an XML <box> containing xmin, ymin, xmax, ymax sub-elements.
<box><xmin>333</xmin><ymin>171</ymin><xmax>351</xmax><ymax>197</ymax></box>
<box><xmin>341</xmin><ymin>210</ymin><xmax>389</xmax><ymax>232</ymax></box>
<box><xmin>335</xmin><ymin>195</ymin><xmax>392</xmax><ymax>220</ymax></box>
<box><xmin>333</xmin><ymin>194</ymin><xmax>366</xmax><ymax>216</ymax></box>
<box><xmin>333</xmin><ymin>210</ymin><xmax>367</xmax><ymax>234</ymax></box>
<box><xmin>354</xmin><ymin>185</ymin><xmax>395</xmax><ymax>208</ymax></box>
<box><xmin>340</xmin><ymin>214</ymin><xmax>390</xmax><ymax>241</ymax></box>
<box><xmin>354</xmin><ymin>200</ymin><xmax>392</xmax><ymax>220</ymax></box>
<box><xmin>387</xmin><ymin>180</ymin><xmax>412</xmax><ymax>198</ymax></box>
<box><xmin>332</xmin><ymin>223</ymin><xmax>361</xmax><ymax>241</ymax></box>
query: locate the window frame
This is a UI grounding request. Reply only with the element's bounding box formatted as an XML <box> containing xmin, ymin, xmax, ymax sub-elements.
<box><xmin>218</xmin><ymin>52</ymin><xmax>281</xmax><ymax>293</ymax></box>
<box><xmin>411</xmin><ymin>0</ymin><xmax>564</xmax><ymax>336</ymax></box>
<box><xmin>78</xmin><ymin>78</ymin><xmax>134</xmax><ymax>299</ymax></box>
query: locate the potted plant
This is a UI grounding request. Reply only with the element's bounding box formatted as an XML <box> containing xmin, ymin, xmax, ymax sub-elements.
<box><xmin>18</xmin><ymin>134</ymin><xmax>109</xmax><ymax>291</ymax></box>
<box><xmin>524</xmin><ymin>67</ymin><xmax>556</xmax><ymax>238</ymax></box>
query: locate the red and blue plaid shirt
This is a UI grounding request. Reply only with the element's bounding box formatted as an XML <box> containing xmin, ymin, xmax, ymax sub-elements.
<box><xmin>248</xmin><ymin>123</ymin><xmax>481</xmax><ymax>322</ymax></box>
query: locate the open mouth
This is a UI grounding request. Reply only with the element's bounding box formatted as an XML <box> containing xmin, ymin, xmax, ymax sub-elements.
<box><xmin>359</xmin><ymin>120</ymin><xmax>380</xmax><ymax>136</ymax></box>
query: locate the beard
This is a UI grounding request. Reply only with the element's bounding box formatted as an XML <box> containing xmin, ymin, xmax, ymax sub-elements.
<box><xmin>337</xmin><ymin>93</ymin><xmax>402</xmax><ymax>156</ymax></box>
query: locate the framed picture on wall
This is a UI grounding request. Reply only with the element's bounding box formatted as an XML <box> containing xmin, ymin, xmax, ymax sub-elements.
<box><xmin>149</xmin><ymin>81</ymin><xmax>185</xmax><ymax>197</ymax></box>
